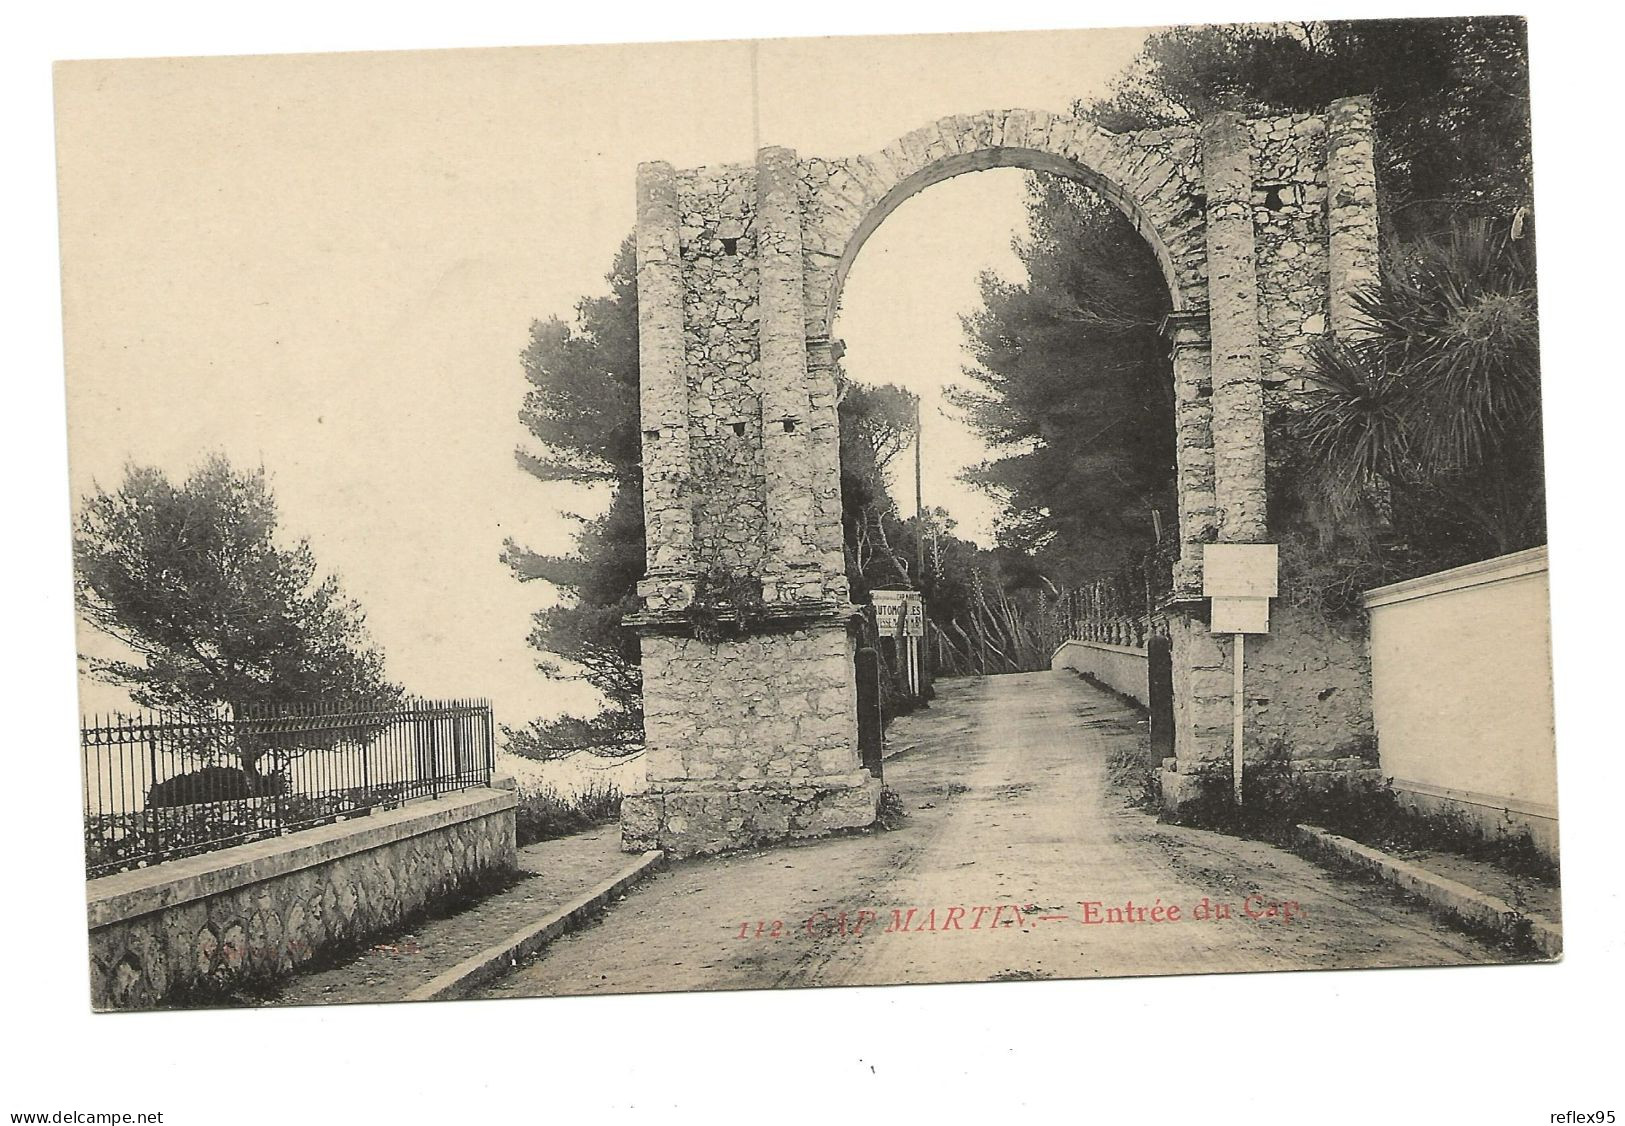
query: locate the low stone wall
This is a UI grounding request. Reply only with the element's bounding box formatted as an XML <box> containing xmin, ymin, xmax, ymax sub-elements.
<box><xmin>1364</xmin><ymin>547</ymin><xmax>1557</xmax><ymax>860</ymax></box>
<box><xmin>1050</xmin><ymin>640</ymin><xmax>1149</xmax><ymax>707</ymax></box>
<box><xmin>87</xmin><ymin>787</ymin><xmax>517</xmax><ymax>1010</ymax></box>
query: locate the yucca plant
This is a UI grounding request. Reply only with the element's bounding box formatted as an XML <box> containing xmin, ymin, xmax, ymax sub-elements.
<box><xmin>1356</xmin><ymin>220</ymin><xmax>1540</xmax><ymax>473</ymax></box>
<box><xmin>1297</xmin><ymin>218</ymin><xmax>1543</xmax><ymax>556</ymax></box>
<box><xmin>1296</xmin><ymin>336</ymin><xmax>1409</xmax><ymax>519</ymax></box>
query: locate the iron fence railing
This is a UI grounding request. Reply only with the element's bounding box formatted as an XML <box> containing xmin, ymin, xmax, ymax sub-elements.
<box><xmin>82</xmin><ymin>698</ymin><xmax>494</xmax><ymax>880</ymax></box>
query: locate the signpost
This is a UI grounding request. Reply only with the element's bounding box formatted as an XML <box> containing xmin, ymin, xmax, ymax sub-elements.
<box><xmin>871</xmin><ymin>589</ymin><xmax>925</xmax><ymax>699</ymax></box>
<box><xmin>1202</xmin><ymin>544</ymin><xmax>1278</xmax><ymax>804</ymax></box>
<box><xmin>902</xmin><ymin>591</ymin><xmax>924</xmax><ymax>698</ymax></box>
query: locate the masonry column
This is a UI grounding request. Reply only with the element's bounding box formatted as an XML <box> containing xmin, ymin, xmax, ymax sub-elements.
<box><xmin>803</xmin><ymin>336</ymin><xmax>850</xmax><ymax>603</ymax></box>
<box><xmin>1201</xmin><ymin>114</ymin><xmax>1269</xmax><ymax>543</ymax></box>
<box><xmin>1325</xmin><ymin>96</ymin><xmax>1380</xmax><ymax>340</ymax></box>
<box><xmin>1326</xmin><ymin>96</ymin><xmax>1389</xmax><ymax>524</ymax></box>
<box><xmin>1158</xmin><ymin>308</ymin><xmax>1228</xmax><ymax>809</ymax></box>
<box><xmin>634</xmin><ymin>160</ymin><xmax>696</xmax><ymax>612</ymax></box>
<box><xmin>1160</xmin><ymin>310</ymin><xmax>1216</xmax><ymax>596</ymax></box>
<box><xmin>1159</xmin><ymin>115</ymin><xmax>1271</xmax><ymax>818</ymax></box>
<box><xmin>619</xmin><ymin>149</ymin><xmax>878</xmax><ymax>861</ymax></box>
<box><xmin>756</xmin><ymin>145</ymin><xmax>847</xmax><ymax>606</ymax></box>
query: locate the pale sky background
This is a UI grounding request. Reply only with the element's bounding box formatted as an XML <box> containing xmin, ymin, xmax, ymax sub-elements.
<box><xmin>56</xmin><ymin>27</ymin><xmax>1149</xmax><ymax>730</ymax></box>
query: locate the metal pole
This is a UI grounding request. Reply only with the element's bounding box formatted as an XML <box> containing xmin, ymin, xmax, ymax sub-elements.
<box><xmin>914</xmin><ymin>392</ymin><xmax>925</xmax><ymax>584</ymax></box>
<box><xmin>1232</xmin><ymin>632</ymin><xmax>1246</xmax><ymax>804</ymax></box>
<box><xmin>148</xmin><ymin>723</ymin><xmax>161</xmax><ymax>866</ymax></box>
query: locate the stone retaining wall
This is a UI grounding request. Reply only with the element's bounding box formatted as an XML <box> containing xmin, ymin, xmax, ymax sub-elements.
<box><xmin>86</xmin><ymin>787</ymin><xmax>517</xmax><ymax>1010</ymax></box>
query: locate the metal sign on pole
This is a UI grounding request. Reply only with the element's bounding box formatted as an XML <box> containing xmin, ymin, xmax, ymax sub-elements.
<box><xmin>902</xmin><ymin>592</ymin><xmax>925</xmax><ymax>638</ymax></box>
<box><xmin>1202</xmin><ymin>544</ymin><xmax>1278</xmax><ymax>804</ymax></box>
<box><xmin>902</xmin><ymin>591</ymin><xmax>925</xmax><ymax>700</ymax></box>
<box><xmin>871</xmin><ymin>589</ymin><xmax>918</xmax><ymax>697</ymax></box>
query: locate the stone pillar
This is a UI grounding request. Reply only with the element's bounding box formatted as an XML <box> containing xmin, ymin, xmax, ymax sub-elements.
<box><xmin>1201</xmin><ymin>114</ymin><xmax>1269</xmax><ymax>544</ymax></box>
<box><xmin>804</xmin><ymin>337</ymin><xmax>849</xmax><ymax>604</ymax></box>
<box><xmin>756</xmin><ymin>146</ymin><xmax>817</xmax><ymax>602</ymax></box>
<box><xmin>1160</xmin><ymin>115</ymin><xmax>1274</xmax><ymax>818</ymax></box>
<box><xmin>620</xmin><ymin>625</ymin><xmax>880</xmax><ymax>859</ymax></box>
<box><xmin>756</xmin><ymin>145</ymin><xmax>848</xmax><ymax>607</ymax></box>
<box><xmin>633</xmin><ymin>160</ymin><xmax>696</xmax><ymax>612</ymax></box>
<box><xmin>1325</xmin><ymin>96</ymin><xmax>1380</xmax><ymax>340</ymax></box>
<box><xmin>1161</xmin><ymin>310</ymin><xmax>1216</xmax><ymax>596</ymax></box>
<box><xmin>620</xmin><ymin>149</ymin><xmax>878</xmax><ymax>860</ymax></box>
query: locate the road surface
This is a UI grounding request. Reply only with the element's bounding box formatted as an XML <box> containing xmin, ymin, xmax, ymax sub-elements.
<box><xmin>478</xmin><ymin>671</ymin><xmax>1508</xmax><ymax>999</ymax></box>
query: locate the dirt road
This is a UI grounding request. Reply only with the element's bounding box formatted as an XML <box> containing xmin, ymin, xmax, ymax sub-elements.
<box><xmin>478</xmin><ymin>672</ymin><xmax>1507</xmax><ymax>1000</ymax></box>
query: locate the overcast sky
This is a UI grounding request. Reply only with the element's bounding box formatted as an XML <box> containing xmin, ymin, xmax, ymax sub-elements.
<box><xmin>56</xmin><ymin>27</ymin><xmax>1149</xmax><ymax>729</ymax></box>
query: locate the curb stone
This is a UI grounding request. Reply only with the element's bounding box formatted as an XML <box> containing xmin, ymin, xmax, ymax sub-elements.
<box><xmin>1294</xmin><ymin>825</ymin><xmax>1561</xmax><ymax>959</ymax></box>
<box><xmin>405</xmin><ymin>849</ymin><xmax>666</xmax><ymax>1001</ymax></box>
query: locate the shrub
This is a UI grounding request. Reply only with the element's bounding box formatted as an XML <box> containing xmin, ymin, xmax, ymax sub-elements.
<box><xmin>1166</xmin><ymin>746</ymin><xmax>1556</xmax><ymax>883</ymax></box>
<box><xmin>513</xmin><ymin>780</ymin><xmax>624</xmax><ymax>847</ymax></box>
<box><xmin>1106</xmin><ymin>738</ymin><xmax>1162</xmax><ymax>811</ymax></box>
<box><xmin>146</xmin><ymin>765</ymin><xmax>286</xmax><ymax>808</ymax></box>
<box><xmin>876</xmin><ymin>786</ymin><xmax>908</xmax><ymax>830</ymax></box>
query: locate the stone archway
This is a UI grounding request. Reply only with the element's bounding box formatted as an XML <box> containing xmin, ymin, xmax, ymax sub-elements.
<box><xmin>622</xmin><ymin>100</ymin><xmax>1381</xmax><ymax>857</ymax></box>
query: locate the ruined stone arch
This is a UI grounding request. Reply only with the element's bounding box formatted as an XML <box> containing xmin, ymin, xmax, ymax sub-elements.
<box><xmin>622</xmin><ymin>100</ymin><xmax>1381</xmax><ymax>858</ymax></box>
<box><xmin>800</xmin><ymin>112</ymin><xmax>1210</xmax><ymax>346</ymax></box>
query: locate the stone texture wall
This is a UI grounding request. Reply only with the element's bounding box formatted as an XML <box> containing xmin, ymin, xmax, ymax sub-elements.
<box><xmin>679</xmin><ymin>164</ymin><xmax>767</xmax><ymax>582</ymax></box>
<box><xmin>638</xmin><ymin>625</ymin><xmax>859</xmax><ymax>783</ymax></box>
<box><xmin>87</xmin><ymin>789</ymin><xmax>516</xmax><ymax>1010</ymax></box>
<box><xmin>622</xmin><ymin>624</ymin><xmax>877</xmax><ymax>856</ymax></box>
<box><xmin>1162</xmin><ymin>606</ymin><xmax>1378</xmax><ymax>812</ymax></box>
<box><xmin>1251</xmin><ymin>112</ymin><xmax>1333</xmax><ymax>405</ymax></box>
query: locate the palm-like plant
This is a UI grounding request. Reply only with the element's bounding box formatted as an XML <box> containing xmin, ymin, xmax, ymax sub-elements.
<box><xmin>1297</xmin><ymin>219</ymin><xmax>1543</xmax><ymax>555</ymax></box>
<box><xmin>1296</xmin><ymin>335</ymin><xmax>1409</xmax><ymax>516</ymax></box>
<box><xmin>1358</xmin><ymin>220</ymin><xmax>1540</xmax><ymax>471</ymax></box>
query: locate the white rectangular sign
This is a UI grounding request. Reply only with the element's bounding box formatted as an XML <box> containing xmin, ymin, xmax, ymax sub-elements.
<box><xmin>903</xmin><ymin>592</ymin><xmax>925</xmax><ymax>638</ymax></box>
<box><xmin>1211</xmin><ymin>595</ymin><xmax>1271</xmax><ymax>634</ymax></box>
<box><xmin>1202</xmin><ymin>543</ymin><xmax>1279</xmax><ymax>598</ymax></box>
<box><xmin>871</xmin><ymin>589</ymin><xmax>907</xmax><ymax>637</ymax></box>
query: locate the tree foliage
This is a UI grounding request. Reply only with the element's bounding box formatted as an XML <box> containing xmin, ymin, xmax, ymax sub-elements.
<box><xmin>952</xmin><ymin>175</ymin><xmax>1175</xmax><ymax>583</ymax></box>
<box><xmin>73</xmin><ymin>454</ymin><xmax>400</xmax><ymax>757</ymax></box>
<box><xmin>504</xmin><ymin>238</ymin><xmax>646</xmax><ymax>760</ymax></box>
<box><xmin>839</xmin><ymin>374</ymin><xmax>922</xmax><ymax>598</ymax></box>
<box><xmin>959</xmin><ymin>16</ymin><xmax>1539</xmax><ymax>594</ymax></box>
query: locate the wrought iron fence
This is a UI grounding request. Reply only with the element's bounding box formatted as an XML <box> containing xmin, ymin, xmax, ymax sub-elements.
<box><xmin>82</xmin><ymin>698</ymin><xmax>494</xmax><ymax>880</ymax></box>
